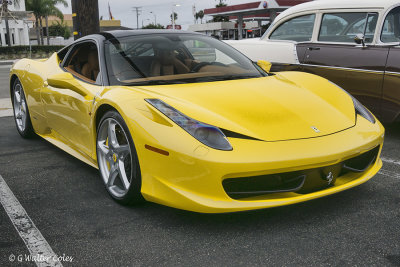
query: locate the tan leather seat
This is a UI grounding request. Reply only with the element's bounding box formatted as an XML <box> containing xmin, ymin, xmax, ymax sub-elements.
<box><xmin>150</xmin><ymin>49</ymin><xmax>189</xmax><ymax>76</ymax></box>
<box><xmin>81</xmin><ymin>50</ymin><xmax>100</xmax><ymax>82</ymax></box>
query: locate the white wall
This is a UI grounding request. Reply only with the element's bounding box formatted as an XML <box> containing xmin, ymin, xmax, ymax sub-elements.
<box><xmin>0</xmin><ymin>0</ymin><xmax>33</xmax><ymax>46</ymax></box>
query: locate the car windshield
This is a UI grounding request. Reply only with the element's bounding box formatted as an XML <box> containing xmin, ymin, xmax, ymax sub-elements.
<box><xmin>104</xmin><ymin>33</ymin><xmax>265</xmax><ymax>86</ymax></box>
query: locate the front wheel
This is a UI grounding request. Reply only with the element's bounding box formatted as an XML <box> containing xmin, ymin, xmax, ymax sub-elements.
<box><xmin>96</xmin><ymin>110</ymin><xmax>143</xmax><ymax>204</ymax></box>
<box><xmin>12</xmin><ymin>78</ymin><xmax>34</xmax><ymax>138</ymax></box>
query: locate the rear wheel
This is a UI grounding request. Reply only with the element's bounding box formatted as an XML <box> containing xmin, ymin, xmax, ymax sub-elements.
<box><xmin>96</xmin><ymin>110</ymin><xmax>143</xmax><ymax>204</ymax></box>
<box><xmin>12</xmin><ymin>78</ymin><xmax>34</xmax><ymax>138</ymax></box>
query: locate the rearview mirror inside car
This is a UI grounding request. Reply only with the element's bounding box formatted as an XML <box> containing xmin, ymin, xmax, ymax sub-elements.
<box><xmin>47</xmin><ymin>72</ymin><xmax>88</xmax><ymax>96</ymax></box>
<box><xmin>257</xmin><ymin>60</ymin><xmax>272</xmax><ymax>73</ymax></box>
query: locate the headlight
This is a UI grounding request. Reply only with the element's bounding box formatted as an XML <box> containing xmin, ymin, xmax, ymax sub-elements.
<box><xmin>145</xmin><ymin>99</ymin><xmax>233</xmax><ymax>151</ymax></box>
<box><xmin>352</xmin><ymin>97</ymin><xmax>376</xmax><ymax>124</ymax></box>
<box><xmin>328</xmin><ymin>81</ymin><xmax>376</xmax><ymax>124</ymax></box>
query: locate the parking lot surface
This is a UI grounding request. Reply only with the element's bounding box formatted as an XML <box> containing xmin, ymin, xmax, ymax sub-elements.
<box><xmin>0</xmin><ymin>67</ymin><xmax>399</xmax><ymax>266</ymax></box>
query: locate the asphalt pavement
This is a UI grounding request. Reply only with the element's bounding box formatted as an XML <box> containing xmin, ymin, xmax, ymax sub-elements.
<box><xmin>0</xmin><ymin>67</ymin><xmax>399</xmax><ymax>266</ymax></box>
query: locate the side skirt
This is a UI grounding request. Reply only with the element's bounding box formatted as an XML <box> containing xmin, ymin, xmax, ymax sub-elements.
<box><xmin>37</xmin><ymin>131</ymin><xmax>98</xmax><ymax>169</ymax></box>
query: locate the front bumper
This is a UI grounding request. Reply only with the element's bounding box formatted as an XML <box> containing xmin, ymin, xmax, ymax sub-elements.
<box><xmin>133</xmin><ymin>116</ymin><xmax>384</xmax><ymax>213</ymax></box>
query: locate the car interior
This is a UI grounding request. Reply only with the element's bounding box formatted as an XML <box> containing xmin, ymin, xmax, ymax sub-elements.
<box><xmin>63</xmin><ymin>42</ymin><xmax>101</xmax><ymax>84</ymax></box>
<box><xmin>106</xmin><ymin>38</ymin><xmax>252</xmax><ymax>84</ymax></box>
<box><xmin>381</xmin><ymin>7</ymin><xmax>400</xmax><ymax>43</ymax></box>
<box><xmin>108</xmin><ymin>43</ymin><xmax>193</xmax><ymax>81</ymax></box>
<box><xmin>318</xmin><ymin>13</ymin><xmax>378</xmax><ymax>43</ymax></box>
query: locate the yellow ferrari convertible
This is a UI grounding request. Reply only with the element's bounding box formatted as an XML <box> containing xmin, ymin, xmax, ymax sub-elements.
<box><xmin>9</xmin><ymin>30</ymin><xmax>384</xmax><ymax>213</ymax></box>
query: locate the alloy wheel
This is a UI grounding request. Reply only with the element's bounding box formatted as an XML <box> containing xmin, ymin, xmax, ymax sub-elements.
<box><xmin>97</xmin><ymin>118</ymin><xmax>133</xmax><ymax>198</ymax></box>
<box><xmin>13</xmin><ymin>82</ymin><xmax>27</xmax><ymax>132</ymax></box>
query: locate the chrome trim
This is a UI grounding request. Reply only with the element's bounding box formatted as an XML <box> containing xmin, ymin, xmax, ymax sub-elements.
<box><xmin>293</xmin><ymin>44</ymin><xmax>300</xmax><ymax>64</ymax></box>
<box><xmin>384</xmin><ymin>71</ymin><xmax>400</xmax><ymax>76</ymax></box>
<box><xmin>300</xmin><ymin>63</ymin><xmax>385</xmax><ymax>74</ymax></box>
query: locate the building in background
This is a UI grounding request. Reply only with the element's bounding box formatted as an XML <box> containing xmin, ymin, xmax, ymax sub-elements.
<box><xmin>188</xmin><ymin>0</ymin><xmax>312</xmax><ymax>40</ymax></box>
<box><xmin>27</xmin><ymin>14</ymin><xmax>131</xmax><ymax>45</ymax></box>
<box><xmin>0</xmin><ymin>0</ymin><xmax>33</xmax><ymax>46</ymax></box>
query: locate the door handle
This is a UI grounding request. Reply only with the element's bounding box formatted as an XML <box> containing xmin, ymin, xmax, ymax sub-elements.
<box><xmin>43</xmin><ymin>81</ymin><xmax>48</xmax><ymax>87</ymax></box>
<box><xmin>307</xmin><ymin>47</ymin><xmax>321</xmax><ymax>51</ymax></box>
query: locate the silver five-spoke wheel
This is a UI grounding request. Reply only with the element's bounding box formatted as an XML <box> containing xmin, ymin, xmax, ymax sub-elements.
<box><xmin>97</xmin><ymin>118</ymin><xmax>133</xmax><ymax>198</ymax></box>
<box><xmin>12</xmin><ymin>78</ymin><xmax>34</xmax><ymax>138</ymax></box>
<box><xmin>13</xmin><ymin>82</ymin><xmax>27</xmax><ymax>132</ymax></box>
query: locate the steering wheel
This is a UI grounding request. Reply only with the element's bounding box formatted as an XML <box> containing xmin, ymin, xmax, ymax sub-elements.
<box><xmin>191</xmin><ymin>62</ymin><xmax>226</xmax><ymax>72</ymax></box>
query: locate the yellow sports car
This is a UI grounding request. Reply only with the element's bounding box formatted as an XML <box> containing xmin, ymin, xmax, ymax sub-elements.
<box><xmin>10</xmin><ymin>30</ymin><xmax>384</xmax><ymax>213</ymax></box>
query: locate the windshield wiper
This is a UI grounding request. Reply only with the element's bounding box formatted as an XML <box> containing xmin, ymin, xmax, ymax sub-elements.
<box><xmin>195</xmin><ymin>75</ymin><xmax>261</xmax><ymax>82</ymax></box>
<box><xmin>127</xmin><ymin>80</ymin><xmax>189</xmax><ymax>86</ymax></box>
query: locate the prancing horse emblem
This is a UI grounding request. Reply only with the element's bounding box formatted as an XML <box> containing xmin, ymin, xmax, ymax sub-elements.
<box><xmin>311</xmin><ymin>126</ymin><xmax>320</xmax><ymax>133</ymax></box>
<box><xmin>325</xmin><ymin>172</ymin><xmax>334</xmax><ymax>185</ymax></box>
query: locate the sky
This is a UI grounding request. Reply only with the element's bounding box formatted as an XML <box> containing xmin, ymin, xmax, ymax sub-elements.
<box><xmin>56</xmin><ymin>0</ymin><xmax>253</xmax><ymax>30</ymax></box>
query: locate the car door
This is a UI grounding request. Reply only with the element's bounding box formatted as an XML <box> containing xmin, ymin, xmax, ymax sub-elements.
<box><xmin>41</xmin><ymin>40</ymin><xmax>103</xmax><ymax>157</ymax></box>
<box><xmin>298</xmin><ymin>12</ymin><xmax>388</xmax><ymax>117</ymax></box>
<box><xmin>267</xmin><ymin>13</ymin><xmax>316</xmax><ymax>71</ymax></box>
<box><xmin>381</xmin><ymin>6</ymin><xmax>400</xmax><ymax>123</ymax></box>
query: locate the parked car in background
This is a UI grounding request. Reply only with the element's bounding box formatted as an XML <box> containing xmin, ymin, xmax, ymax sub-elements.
<box><xmin>227</xmin><ymin>0</ymin><xmax>400</xmax><ymax>123</ymax></box>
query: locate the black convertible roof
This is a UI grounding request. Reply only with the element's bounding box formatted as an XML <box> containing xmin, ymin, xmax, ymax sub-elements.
<box><xmin>98</xmin><ymin>29</ymin><xmax>201</xmax><ymax>40</ymax></box>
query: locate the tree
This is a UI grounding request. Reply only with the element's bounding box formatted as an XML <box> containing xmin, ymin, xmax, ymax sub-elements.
<box><xmin>142</xmin><ymin>23</ymin><xmax>164</xmax><ymax>29</ymax></box>
<box><xmin>71</xmin><ymin>0</ymin><xmax>100</xmax><ymax>39</ymax></box>
<box><xmin>48</xmin><ymin>20</ymin><xmax>70</xmax><ymax>39</ymax></box>
<box><xmin>213</xmin><ymin>1</ymin><xmax>229</xmax><ymax>22</ymax></box>
<box><xmin>215</xmin><ymin>0</ymin><xmax>226</xmax><ymax>7</ymax></box>
<box><xmin>42</xmin><ymin>0</ymin><xmax>68</xmax><ymax>45</ymax></box>
<box><xmin>198</xmin><ymin>10</ymin><xmax>204</xmax><ymax>24</ymax></box>
<box><xmin>170</xmin><ymin>12</ymin><xmax>178</xmax><ymax>23</ymax></box>
<box><xmin>26</xmin><ymin>0</ymin><xmax>45</xmax><ymax>45</ymax></box>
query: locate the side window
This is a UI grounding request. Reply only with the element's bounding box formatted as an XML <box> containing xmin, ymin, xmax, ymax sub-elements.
<box><xmin>319</xmin><ymin>12</ymin><xmax>378</xmax><ymax>43</ymax></box>
<box><xmin>269</xmin><ymin>14</ymin><xmax>315</xmax><ymax>42</ymax></box>
<box><xmin>63</xmin><ymin>42</ymin><xmax>101</xmax><ymax>84</ymax></box>
<box><xmin>381</xmin><ymin>6</ymin><xmax>400</xmax><ymax>43</ymax></box>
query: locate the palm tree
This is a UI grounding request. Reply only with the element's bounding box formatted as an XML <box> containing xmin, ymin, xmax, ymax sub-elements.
<box><xmin>1</xmin><ymin>0</ymin><xmax>20</xmax><ymax>46</ymax></box>
<box><xmin>26</xmin><ymin>0</ymin><xmax>45</xmax><ymax>45</ymax></box>
<box><xmin>198</xmin><ymin>10</ymin><xmax>204</xmax><ymax>24</ymax></box>
<box><xmin>43</xmin><ymin>0</ymin><xmax>68</xmax><ymax>45</ymax></box>
<box><xmin>26</xmin><ymin>0</ymin><xmax>67</xmax><ymax>45</ymax></box>
<box><xmin>71</xmin><ymin>0</ymin><xmax>100</xmax><ymax>38</ymax></box>
<box><xmin>170</xmin><ymin>12</ymin><xmax>178</xmax><ymax>23</ymax></box>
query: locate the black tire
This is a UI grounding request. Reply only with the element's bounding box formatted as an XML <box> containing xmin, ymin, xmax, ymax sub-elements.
<box><xmin>96</xmin><ymin>110</ymin><xmax>144</xmax><ymax>205</ymax></box>
<box><xmin>11</xmin><ymin>78</ymin><xmax>35</xmax><ymax>138</ymax></box>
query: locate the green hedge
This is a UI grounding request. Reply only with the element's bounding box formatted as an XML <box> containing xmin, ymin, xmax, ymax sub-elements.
<box><xmin>0</xmin><ymin>45</ymin><xmax>65</xmax><ymax>55</ymax></box>
<box><xmin>0</xmin><ymin>45</ymin><xmax>65</xmax><ymax>60</ymax></box>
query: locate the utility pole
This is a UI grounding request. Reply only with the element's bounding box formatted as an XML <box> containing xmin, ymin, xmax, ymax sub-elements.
<box><xmin>132</xmin><ymin>7</ymin><xmax>142</xmax><ymax>30</ymax></box>
<box><xmin>192</xmin><ymin>4</ymin><xmax>196</xmax><ymax>25</ymax></box>
<box><xmin>71</xmin><ymin>0</ymin><xmax>100</xmax><ymax>40</ymax></box>
<box><xmin>150</xmin><ymin>11</ymin><xmax>156</xmax><ymax>25</ymax></box>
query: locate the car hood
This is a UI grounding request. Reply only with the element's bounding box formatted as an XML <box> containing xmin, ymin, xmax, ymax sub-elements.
<box><xmin>134</xmin><ymin>72</ymin><xmax>356</xmax><ymax>141</ymax></box>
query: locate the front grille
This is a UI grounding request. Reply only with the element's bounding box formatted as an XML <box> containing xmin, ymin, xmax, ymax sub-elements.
<box><xmin>223</xmin><ymin>146</ymin><xmax>380</xmax><ymax>199</ymax></box>
<box><xmin>342</xmin><ymin>146</ymin><xmax>380</xmax><ymax>173</ymax></box>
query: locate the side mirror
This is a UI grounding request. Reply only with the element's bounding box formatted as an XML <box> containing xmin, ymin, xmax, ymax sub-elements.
<box><xmin>47</xmin><ymin>72</ymin><xmax>88</xmax><ymax>96</ymax></box>
<box><xmin>257</xmin><ymin>60</ymin><xmax>272</xmax><ymax>73</ymax></box>
<box><xmin>354</xmin><ymin>34</ymin><xmax>365</xmax><ymax>47</ymax></box>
